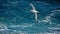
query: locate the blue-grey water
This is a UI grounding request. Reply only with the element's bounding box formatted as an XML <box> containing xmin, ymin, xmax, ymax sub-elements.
<box><xmin>0</xmin><ymin>0</ymin><xmax>60</xmax><ymax>34</ymax></box>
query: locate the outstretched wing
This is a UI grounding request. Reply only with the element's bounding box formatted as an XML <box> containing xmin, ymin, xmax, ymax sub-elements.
<box><xmin>30</xmin><ymin>3</ymin><xmax>35</xmax><ymax>10</ymax></box>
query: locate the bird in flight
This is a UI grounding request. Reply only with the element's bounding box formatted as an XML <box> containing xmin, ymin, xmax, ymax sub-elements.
<box><xmin>30</xmin><ymin>3</ymin><xmax>38</xmax><ymax>21</ymax></box>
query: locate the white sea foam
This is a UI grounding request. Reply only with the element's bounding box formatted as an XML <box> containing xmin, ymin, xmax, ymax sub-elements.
<box><xmin>9</xmin><ymin>23</ymin><xmax>33</xmax><ymax>29</ymax></box>
<box><xmin>48</xmin><ymin>27</ymin><xmax>60</xmax><ymax>30</ymax></box>
<box><xmin>0</xmin><ymin>23</ymin><xmax>10</xmax><ymax>31</ymax></box>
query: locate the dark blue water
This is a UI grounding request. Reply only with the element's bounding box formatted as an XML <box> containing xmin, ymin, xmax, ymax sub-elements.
<box><xmin>0</xmin><ymin>0</ymin><xmax>60</xmax><ymax>34</ymax></box>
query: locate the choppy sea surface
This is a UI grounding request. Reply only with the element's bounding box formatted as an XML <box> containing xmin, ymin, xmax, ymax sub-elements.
<box><xmin>0</xmin><ymin>0</ymin><xmax>60</xmax><ymax>34</ymax></box>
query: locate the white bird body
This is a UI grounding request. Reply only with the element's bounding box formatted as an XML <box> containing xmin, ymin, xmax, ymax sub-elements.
<box><xmin>31</xmin><ymin>10</ymin><xmax>38</xmax><ymax>13</ymax></box>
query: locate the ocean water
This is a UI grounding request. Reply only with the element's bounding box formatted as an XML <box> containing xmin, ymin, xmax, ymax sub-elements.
<box><xmin>0</xmin><ymin>0</ymin><xmax>60</xmax><ymax>34</ymax></box>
